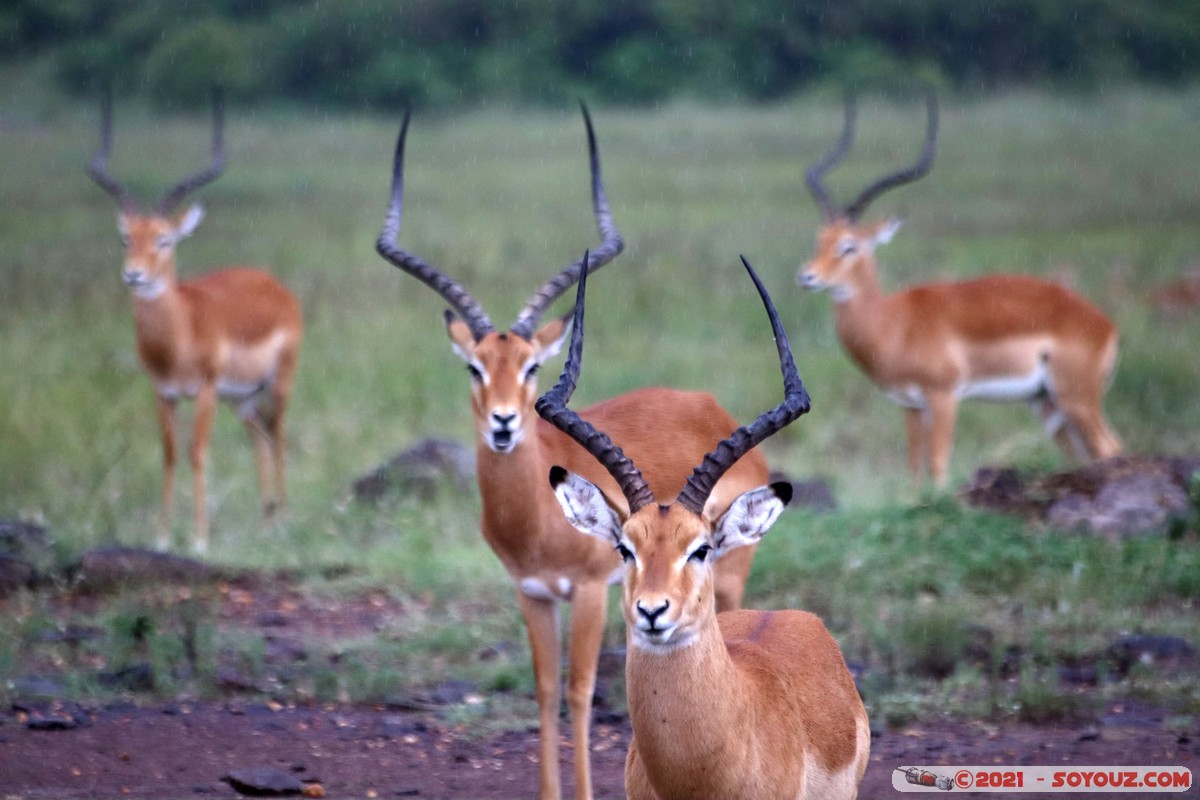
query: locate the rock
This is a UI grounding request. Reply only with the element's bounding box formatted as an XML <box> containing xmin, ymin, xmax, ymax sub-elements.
<box><xmin>0</xmin><ymin>519</ymin><xmax>51</xmax><ymax>594</ymax></box>
<box><xmin>1047</xmin><ymin>469</ymin><xmax>1189</xmax><ymax>537</ymax></box>
<box><xmin>9</xmin><ymin>676</ymin><xmax>68</xmax><ymax>699</ymax></box>
<box><xmin>75</xmin><ymin>546</ymin><xmax>223</xmax><ymax>591</ymax></box>
<box><xmin>17</xmin><ymin>700</ymin><xmax>91</xmax><ymax>730</ymax></box>
<box><xmin>429</xmin><ymin>680</ymin><xmax>478</xmax><ymax>705</ymax></box>
<box><xmin>961</xmin><ymin>456</ymin><xmax>1200</xmax><ymax>537</ymax></box>
<box><xmin>0</xmin><ymin>519</ymin><xmax>50</xmax><ymax>554</ymax></box>
<box><xmin>97</xmin><ymin>662</ymin><xmax>156</xmax><ymax>692</ymax></box>
<box><xmin>1105</xmin><ymin>634</ymin><xmax>1196</xmax><ymax>677</ymax></box>
<box><xmin>222</xmin><ymin>766</ymin><xmax>304</xmax><ymax>796</ymax></box>
<box><xmin>352</xmin><ymin>438</ymin><xmax>474</xmax><ymax>503</ymax></box>
<box><xmin>477</xmin><ymin>640</ymin><xmax>518</xmax><ymax>662</ymax></box>
<box><xmin>0</xmin><ymin>554</ymin><xmax>36</xmax><ymax>595</ymax></box>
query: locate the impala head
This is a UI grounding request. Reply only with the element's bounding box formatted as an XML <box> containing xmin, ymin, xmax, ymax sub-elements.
<box><xmin>537</xmin><ymin>257</ymin><xmax>810</xmax><ymax>652</ymax></box>
<box><xmin>376</xmin><ymin>103</ymin><xmax>624</xmax><ymax>455</ymax></box>
<box><xmin>88</xmin><ymin>90</ymin><xmax>226</xmax><ymax>299</ymax></box>
<box><xmin>446</xmin><ymin>312</ymin><xmax>569</xmax><ymax>453</ymax></box>
<box><xmin>797</xmin><ymin>91</ymin><xmax>938</xmax><ymax>300</ymax></box>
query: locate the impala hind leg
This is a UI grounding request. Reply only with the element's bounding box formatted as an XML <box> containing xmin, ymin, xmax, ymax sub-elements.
<box><xmin>153</xmin><ymin>394</ymin><xmax>179</xmax><ymax>551</ymax></box>
<box><xmin>267</xmin><ymin>345</ymin><xmax>299</xmax><ymax>517</ymax></box>
<box><xmin>1032</xmin><ymin>396</ymin><xmax>1089</xmax><ymax>461</ymax></box>
<box><xmin>567</xmin><ymin>582</ymin><xmax>607</xmax><ymax>800</ymax></box>
<box><xmin>240</xmin><ymin>410</ymin><xmax>278</xmax><ymax>520</ymax></box>
<box><xmin>1060</xmin><ymin>401</ymin><xmax>1122</xmax><ymax>461</ymax></box>
<box><xmin>518</xmin><ymin>590</ymin><xmax>563</xmax><ymax>800</ymax></box>
<box><xmin>903</xmin><ymin>407</ymin><xmax>927</xmax><ymax>485</ymax></box>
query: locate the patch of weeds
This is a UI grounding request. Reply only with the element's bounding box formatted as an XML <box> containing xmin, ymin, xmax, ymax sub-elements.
<box><xmin>873</xmin><ymin>687</ymin><xmax>937</xmax><ymax>729</ymax></box>
<box><xmin>1010</xmin><ymin>665</ymin><xmax>1094</xmax><ymax>724</ymax></box>
<box><xmin>444</xmin><ymin>692</ymin><xmax>538</xmax><ymax>739</ymax></box>
<box><xmin>885</xmin><ymin>603</ymin><xmax>990</xmax><ymax>680</ymax></box>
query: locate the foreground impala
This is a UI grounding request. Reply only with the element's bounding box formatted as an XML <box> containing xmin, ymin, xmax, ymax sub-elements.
<box><xmin>88</xmin><ymin>93</ymin><xmax>303</xmax><ymax>553</ymax></box>
<box><xmin>538</xmin><ymin>257</ymin><xmax>870</xmax><ymax>800</ymax></box>
<box><xmin>798</xmin><ymin>93</ymin><xmax>1121</xmax><ymax>487</ymax></box>
<box><xmin>376</xmin><ymin>107</ymin><xmax>766</xmax><ymax>800</ymax></box>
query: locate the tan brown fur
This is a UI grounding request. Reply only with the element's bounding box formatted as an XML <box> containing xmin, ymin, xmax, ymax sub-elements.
<box><xmin>117</xmin><ymin>210</ymin><xmax>302</xmax><ymax>553</ymax></box>
<box><xmin>801</xmin><ymin>218</ymin><xmax>1121</xmax><ymax>487</ymax></box>
<box><xmin>451</xmin><ymin>327</ymin><xmax>764</xmax><ymax>800</ymax></box>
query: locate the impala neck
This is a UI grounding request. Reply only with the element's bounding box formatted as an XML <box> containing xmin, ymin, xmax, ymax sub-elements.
<box><xmin>625</xmin><ymin>611</ymin><xmax>754</xmax><ymax>794</ymax></box>
<box><xmin>473</xmin><ymin>421</ymin><xmax>558</xmax><ymax>552</ymax></box>
<box><xmin>129</xmin><ymin>269</ymin><xmax>185</xmax><ymax>334</ymax></box>
<box><xmin>830</xmin><ymin>255</ymin><xmax>891</xmax><ymax>371</ymax></box>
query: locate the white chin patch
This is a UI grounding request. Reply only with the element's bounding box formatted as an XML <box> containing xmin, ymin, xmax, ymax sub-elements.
<box><xmin>131</xmin><ymin>280</ymin><xmax>167</xmax><ymax>300</ymax></box>
<box><xmin>830</xmin><ymin>285</ymin><xmax>855</xmax><ymax>303</ymax></box>
<box><xmin>632</xmin><ymin>626</ymin><xmax>696</xmax><ymax>654</ymax></box>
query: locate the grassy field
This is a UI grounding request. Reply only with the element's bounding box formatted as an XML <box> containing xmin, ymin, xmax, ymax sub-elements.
<box><xmin>1</xmin><ymin>74</ymin><xmax>1198</xmax><ymax>723</ymax></box>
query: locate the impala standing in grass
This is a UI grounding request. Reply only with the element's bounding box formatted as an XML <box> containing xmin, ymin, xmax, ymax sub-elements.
<box><xmin>375</xmin><ymin>106</ymin><xmax>768</xmax><ymax>800</ymax></box>
<box><xmin>538</xmin><ymin>257</ymin><xmax>869</xmax><ymax>800</ymax></box>
<box><xmin>798</xmin><ymin>93</ymin><xmax>1121</xmax><ymax>487</ymax></box>
<box><xmin>88</xmin><ymin>93</ymin><xmax>303</xmax><ymax>553</ymax></box>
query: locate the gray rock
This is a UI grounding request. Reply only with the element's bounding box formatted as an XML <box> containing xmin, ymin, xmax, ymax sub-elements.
<box><xmin>353</xmin><ymin>437</ymin><xmax>475</xmax><ymax>503</ymax></box>
<box><xmin>222</xmin><ymin>766</ymin><xmax>304</xmax><ymax>796</ymax></box>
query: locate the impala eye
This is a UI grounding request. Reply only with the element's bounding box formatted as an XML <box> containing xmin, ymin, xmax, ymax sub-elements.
<box><xmin>466</xmin><ymin>364</ymin><xmax>483</xmax><ymax>382</ymax></box>
<box><xmin>838</xmin><ymin>241</ymin><xmax>857</xmax><ymax>257</ymax></box>
<box><xmin>615</xmin><ymin>543</ymin><xmax>634</xmax><ymax>563</ymax></box>
<box><xmin>155</xmin><ymin>235</ymin><xmax>172</xmax><ymax>249</ymax></box>
<box><xmin>688</xmin><ymin>544</ymin><xmax>712</xmax><ymax>563</ymax></box>
<box><xmin>524</xmin><ymin>363</ymin><xmax>540</xmax><ymax>381</ymax></box>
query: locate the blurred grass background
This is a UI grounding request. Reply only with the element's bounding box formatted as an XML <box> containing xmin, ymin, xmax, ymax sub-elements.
<box><xmin>1</xmin><ymin>72</ymin><xmax>1198</xmax><ymax>721</ymax></box>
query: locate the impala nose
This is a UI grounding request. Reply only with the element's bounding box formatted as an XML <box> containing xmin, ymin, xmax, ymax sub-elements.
<box><xmin>797</xmin><ymin>266</ymin><xmax>819</xmax><ymax>289</ymax></box>
<box><xmin>635</xmin><ymin>599</ymin><xmax>670</xmax><ymax>629</ymax></box>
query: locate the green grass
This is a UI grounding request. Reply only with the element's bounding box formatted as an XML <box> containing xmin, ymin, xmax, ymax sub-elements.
<box><xmin>1</xmin><ymin>75</ymin><xmax>1199</xmax><ymax>723</ymax></box>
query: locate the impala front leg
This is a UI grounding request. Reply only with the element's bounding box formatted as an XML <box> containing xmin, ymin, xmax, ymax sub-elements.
<box><xmin>154</xmin><ymin>393</ymin><xmax>178</xmax><ymax>551</ymax></box>
<box><xmin>190</xmin><ymin>383</ymin><xmax>218</xmax><ymax>554</ymax></box>
<box><xmin>567</xmin><ymin>581</ymin><xmax>607</xmax><ymax>800</ymax></box>
<box><xmin>518</xmin><ymin>589</ymin><xmax>563</xmax><ymax>800</ymax></box>
<box><xmin>925</xmin><ymin>389</ymin><xmax>958</xmax><ymax>489</ymax></box>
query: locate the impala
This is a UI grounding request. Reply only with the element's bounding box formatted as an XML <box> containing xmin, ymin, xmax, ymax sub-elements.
<box><xmin>375</xmin><ymin>106</ymin><xmax>767</xmax><ymax>800</ymax></box>
<box><xmin>88</xmin><ymin>92</ymin><xmax>303</xmax><ymax>553</ymax></box>
<box><xmin>538</xmin><ymin>257</ymin><xmax>870</xmax><ymax>800</ymax></box>
<box><xmin>798</xmin><ymin>93</ymin><xmax>1121</xmax><ymax>487</ymax></box>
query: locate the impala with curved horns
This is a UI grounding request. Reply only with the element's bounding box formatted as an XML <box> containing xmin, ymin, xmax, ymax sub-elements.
<box><xmin>376</xmin><ymin>106</ymin><xmax>769</xmax><ymax>800</ymax></box>
<box><xmin>538</xmin><ymin>257</ymin><xmax>870</xmax><ymax>800</ymax></box>
<box><xmin>88</xmin><ymin>91</ymin><xmax>303</xmax><ymax>553</ymax></box>
<box><xmin>798</xmin><ymin>92</ymin><xmax>1121</xmax><ymax>487</ymax></box>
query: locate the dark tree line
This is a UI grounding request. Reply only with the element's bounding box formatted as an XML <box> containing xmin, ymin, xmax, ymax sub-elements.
<box><xmin>5</xmin><ymin>0</ymin><xmax>1199</xmax><ymax>109</ymax></box>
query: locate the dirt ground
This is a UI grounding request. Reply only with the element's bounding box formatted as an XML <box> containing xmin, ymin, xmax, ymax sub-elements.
<box><xmin>0</xmin><ymin>696</ymin><xmax>1194</xmax><ymax>799</ymax></box>
<box><xmin>0</xmin><ymin>559</ymin><xmax>1195</xmax><ymax>799</ymax></box>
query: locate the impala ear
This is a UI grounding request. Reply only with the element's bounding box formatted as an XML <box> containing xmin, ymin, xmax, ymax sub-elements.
<box><xmin>445</xmin><ymin>310</ymin><xmax>477</xmax><ymax>363</ymax></box>
<box><xmin>711</xmin><ymin>482</ymin><xmax>792</xmax><ymax>555</ymax></box>
<box><xmin>874</xmin><ymin>216</ymin><xmax>901</xmax><ymax>246</ymax></box>
<box><xmin>549</xmin><ymin>466</ymin><xmax>624</xmax><ymax>545</ymax></box>
<box><xmin>177</xmin><ymin>204</ymin><xmax>205</xmax><ymax>238</ymax></box>
<box><xmin>531</xmin><ymin>312</ymin><xmax>570</xmax><ymax>364</ymax></box>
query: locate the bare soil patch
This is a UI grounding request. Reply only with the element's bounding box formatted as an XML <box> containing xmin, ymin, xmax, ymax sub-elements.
<box><xmin>1</xmin><ymin>696</ymin><xmax>1193</xmax><ymax>799</ymax></box>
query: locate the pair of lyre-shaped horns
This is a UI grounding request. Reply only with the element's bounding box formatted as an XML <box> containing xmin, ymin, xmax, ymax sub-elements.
<box><xmin>535</xmin><ymin>253</ymin><xmax>810</xmax><ymax>516</ymax></box>
<box><xmin>375</xmin><ymin>105</ymin><xmax>813</xmax><ymax>515</ymax></box>
<box><xmin>88</xmin><ymin>89</ymin><xmax>227</xmax><ymax>215</ymax></box>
